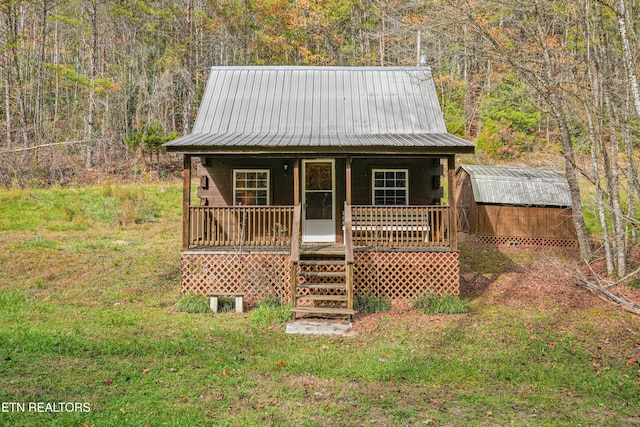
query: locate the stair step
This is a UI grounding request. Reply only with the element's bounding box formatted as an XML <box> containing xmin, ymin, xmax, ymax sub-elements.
<box><xmin>297</xmin><ymin>295</ymin><xmax>348</xmax><ymax>302</ymax></box>
<box><xmin>291</xmin><ymin>306</ymin><xmax>356</xmax><ymax>315</ymax></box>
<box><xmin>300</xmin><ymin>271</ymin><xmax>345</xmax><ymax>278</ymax></box>
<box><xmin>298</xmin><ymin>283</ymin><xmax>346</xmax><ymax>290</ymax></box>
<box><xmin>299</xmin><ymin>260</ymin><xmax>345</xmax><ymax>266</ymax></box>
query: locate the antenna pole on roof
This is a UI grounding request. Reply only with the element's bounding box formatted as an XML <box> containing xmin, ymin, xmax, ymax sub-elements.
<box><xmin>417</xmin><ymin>29</ymin><xmax>421</xmax><ymax>66</ymax></box>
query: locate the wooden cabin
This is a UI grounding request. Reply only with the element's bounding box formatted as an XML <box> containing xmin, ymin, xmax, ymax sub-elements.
<box><xmin>164</xmin><ymin>66</ymin><xmax>475</xmax><ymax>318</ymax></box>
<box><xmin>455</xmin><ymin>165</ymin><xmax>577</xmax><ymax>247</ymax></box>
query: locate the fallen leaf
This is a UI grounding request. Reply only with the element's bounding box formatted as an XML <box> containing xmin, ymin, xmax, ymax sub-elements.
<box><xmin>628</xmin><ymin>359</ymin><xmax>636</xmax><ymax>365</ymax></box>
<box><xmin>549</xmin><ymin>343</ymin><xmax>556</xmax><ymax>349</ymax></box>
<box><xmin>142</xmin><ymin>369</ymin><xmax>150</xmax><ymax>374</ymax></box>
<box><xmin>593</xmin><ymin>361</ymin><xmax>601</xmax><ymax>368</ymax></box>
<box><xmin>104</xmin><ymin>380</ymin><xmax>113</xmax><ymax>385</ymax></box>
<box><xmin>181</xmin><ymin>397</ymin><xmax>188</xmax><ymax>403</ymax></box>
<box><xmin>221</xmin><ymin>369</ymin><xmax>227</xmax><ymax>376</ymax></box>
<box><xmin>276</xmin><ymin>360</ymin><xmax>286</xmax><ymax>367</ymax></box>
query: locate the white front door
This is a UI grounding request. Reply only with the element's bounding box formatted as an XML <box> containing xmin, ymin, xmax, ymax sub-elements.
<box><xmin>302</xmin><ymin>160</ymin><xmax>336</xmax><ymax>243</ymax></box>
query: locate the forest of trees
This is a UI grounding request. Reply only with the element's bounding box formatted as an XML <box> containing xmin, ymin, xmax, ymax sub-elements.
<box><xmin>1</xmin><ymin>0</ymin><xmax>639</xmax><ymax>276</ymax></box>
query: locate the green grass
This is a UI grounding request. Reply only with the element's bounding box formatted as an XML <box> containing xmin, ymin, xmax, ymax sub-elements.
<box><xmin>1</xmin><ymin>182</ymin><xmax>639</xmax><ymax>426</ymax></box>
<box><xmin>412</xmin><ymin>293</ymin><xmax>471</xmax><ymax>314</ymax></box>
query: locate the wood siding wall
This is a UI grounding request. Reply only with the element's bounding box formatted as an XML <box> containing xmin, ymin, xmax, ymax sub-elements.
<box><xmin>350</xmin><ymin>158</ymin><xmax>444</xmax><ymax>205</ymax></box>
<box><xmin>197</xmin><ymin>157</ymin><xmax>295</xmax><ymax>206</ymax></box>
<box><xmin>197</xmin><ymin>156</ymin><xmax>444</xmax><ymax>208</ymax></box>
<box><xmin>472</xmin><ymin>204</ymin><xmax>577</xmax><ymax>240</ymax></box>
<box><xmin>455</xmin><ymin>169</ymin><xmax>472</xmax><ymax>232</ymax></box>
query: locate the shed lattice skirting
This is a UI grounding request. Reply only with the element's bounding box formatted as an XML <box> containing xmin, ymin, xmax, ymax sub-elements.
<box><xmin>181</xmin><ymin>250</ymin><xmax>460</xmax><ymax>306</ymax></box>
<box><xmin>476</xmin><ymin>236</ymin><xmax>578</xmax><ymax>248</ymax></box>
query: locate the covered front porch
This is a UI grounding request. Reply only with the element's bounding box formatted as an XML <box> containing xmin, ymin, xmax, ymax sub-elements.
<box><xmin>181</xmin><ymin>155</ymin><xmax>458</xmax><ymax>252</ymax></box>
<box><xmin>178</xmin><ymin>154</ymin><xmax>461</xmax><ymax>314</ymax></box>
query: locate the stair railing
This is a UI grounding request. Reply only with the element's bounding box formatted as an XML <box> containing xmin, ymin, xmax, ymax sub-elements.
<box><xmin>343</xmin><ymin>202</ymin><xmax>355</xmax><ymax>312</ymax></box>
<box><xmin>290</xmin><ymin>204</ymin><xmax>301</xmax><ymax>308</ymax></box>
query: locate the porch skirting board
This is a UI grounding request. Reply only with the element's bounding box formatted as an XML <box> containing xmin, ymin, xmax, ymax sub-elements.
<box><xmin>353</xmin><ymin>251</ymin><xmax>459</xmax><ymax>300</ymax></box>
<box><xmin>181</xmin><ymin>251</ymin><xmax>293</xmax><ymax>305</ymax></box>
<box><xmin>180</xmin><ymin>250</ymin><xmax>460</xmax><ymax>306</ymax></box>
<box><xmin>476</xmin><ymin>235</ymin><xmax>578</xmax><ymax>248</ymax></box>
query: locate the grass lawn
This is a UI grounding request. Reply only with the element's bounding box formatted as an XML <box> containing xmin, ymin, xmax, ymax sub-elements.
<box><xmin>1</xmin><ymin>182</ymin><xmax>639</xmax><ymax>426</ymax></box>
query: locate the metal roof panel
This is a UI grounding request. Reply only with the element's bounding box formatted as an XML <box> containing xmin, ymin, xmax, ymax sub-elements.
<box><xmin>459</xmin><ymin>164</ymin><xmax>572</xmax><ymax>207</ymax></box>
<box><xmin>166</xmin><ymin>66</ymin><xmax>472</xmax><ymax>152</ymax></box>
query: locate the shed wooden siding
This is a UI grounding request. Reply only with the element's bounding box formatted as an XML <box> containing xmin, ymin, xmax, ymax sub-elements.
<box><xmin>472</xmin><ymin>205</ymin><xmax>576</xmax><ymax>239</ymax></box>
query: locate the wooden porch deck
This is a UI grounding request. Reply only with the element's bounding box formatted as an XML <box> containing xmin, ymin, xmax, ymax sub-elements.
<box><xmin>301</xmin><ymin>243</ymin><xmax>345</xmax><ymax>257</ymax></box>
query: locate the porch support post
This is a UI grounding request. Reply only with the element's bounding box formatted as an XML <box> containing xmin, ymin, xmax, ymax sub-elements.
<box><xmin>293</xmin><ymin>158</ymin><xmax>300</xmax><ymax>206</ymax></box>
<box><xmin>182</xmin><ymin>155</ymin><xmax>192</xmax><ymax>250</ymax></box>
<box><xmin>447</xmin><ymin>155</ymin><xmax>458</xmax><ymax>250</ymax></box>
<box><xmin>346</xmin><ymin>156</ymin><xmax>352</xmax><ymax>205</ymax></box>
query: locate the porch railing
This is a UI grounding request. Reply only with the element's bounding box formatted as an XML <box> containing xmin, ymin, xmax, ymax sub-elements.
<box><xmin>349</xmin><ymin>205</ymin><xmax>450</xmax><ymax>248</ymax></box>
<box><xmin>188</xmin><ymin>206</ymin><xmax>295</xmax><ymax>247</ymax></box>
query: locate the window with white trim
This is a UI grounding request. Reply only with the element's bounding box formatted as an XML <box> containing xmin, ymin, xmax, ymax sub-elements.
<box><xmin>372</xmin><ymin>169</ymin><xmax>408</xmax><ymax>206</ymax></box>
<box><xmin>233</xmin><ymin>170</ymin><xmax>270</xmax><ymax>206</ymax></box>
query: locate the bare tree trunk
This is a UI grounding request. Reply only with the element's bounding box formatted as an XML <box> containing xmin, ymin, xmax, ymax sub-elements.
<box><xmin>85</xmin><ymin>0</ymin><xmax>98</xmax><ymax>169</ymax></box>
<box><xmin>603</xmin><ymin>92</ymin><xmax>627</xmax><ymax>277</ymax></box>
<box><xmin>616</xmin><ymin>0</ymin><xmax>640</xmax><ymax>118</ymax></box>
<box><xmin>585</xmin><ymin>102</ymin><xmax>614</xmax><ymax>275</ymax></box>
<box><xmin>552</xmin><ymin>97</ymin><xmax>593</xmax><ymax>263</ymax></box>
<box><xmin>4</xmin><ymin>52</ymin><xmax>11</xmax><ymax>149</ymax></box>
<box><xmin>53</xmin><ymin>1</ymin><xmax>59</xmax><ymax>134</ymax></box>
<box><xmin>539</xmin><ymin>25</ymin><xmax>592</xmax><ymax>262</ymax></box>
<box><xmin>623</xmin><ymin>107</ymin><xmax>639</xmax><ymax>244</ymax></box>
<box><xmin>34</xmin><ymin>0</ymin><xmax>49</xmax><ymax>145</ymax></box>
<box><xmin>6</xmin><ymin>2</ymin><xmax>29</xmax><ymax>148</ymax></box>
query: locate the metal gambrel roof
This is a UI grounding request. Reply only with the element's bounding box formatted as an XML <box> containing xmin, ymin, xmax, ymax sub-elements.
<box><xmin>458</xmin><ymin>164</ymin><xmax>572</xmax><ymax>207</ymax></box>
<box><xmin>165</xmin><ymin>66</ymin><xmax>475</xmax><ymax>154</ymax></box>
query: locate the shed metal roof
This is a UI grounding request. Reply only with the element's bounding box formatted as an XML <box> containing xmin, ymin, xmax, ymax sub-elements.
<box><xmin>458</xmin><ymin>164</ymin><xmax>572</xmax><ymax>207</ymax></box>
<box><xmin>165</xmin><ymin>66</ymin><xmax>474</xmax><ymax>154</ymax></box>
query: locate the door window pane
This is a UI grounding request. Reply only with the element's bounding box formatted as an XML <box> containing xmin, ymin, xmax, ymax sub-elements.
<box><xmin>306</xmin><ymin>192</ymin><xmax>333</xmax><ymax>220</ymax></box>
<box><xmin>305</xmin><ymin>163</ymin><xmax>332</xmax><ymax>191</ymax></box>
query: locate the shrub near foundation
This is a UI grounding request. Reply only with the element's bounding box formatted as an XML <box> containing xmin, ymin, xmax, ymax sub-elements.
<box><xmin>355</xmin><ymin>291</ymin><xmax>392</xmax><ymax>313</ymax></box>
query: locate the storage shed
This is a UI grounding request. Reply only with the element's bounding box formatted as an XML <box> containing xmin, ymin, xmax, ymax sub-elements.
<box><xmin>455</xmin><ymin>165</ymin><xmax>577</xmax><ymax>246</ymax></box>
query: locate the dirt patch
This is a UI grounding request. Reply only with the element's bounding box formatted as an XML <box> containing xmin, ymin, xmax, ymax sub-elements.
<box><xmin>459</xmin><ymin>234</ymin><xmax>614</xmax><ymax>310</ymax></box>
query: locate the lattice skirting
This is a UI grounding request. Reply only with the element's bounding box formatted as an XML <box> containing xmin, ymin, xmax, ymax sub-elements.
<box><xmin>181</xmin><ymin>250</ymin><xmax>460</xmax><ymax>306</ymax></box>
<box><xmin>354</xmin><ymin>251</ymin><xmax>459</xmax><ymax>301</ymax></box>
<box><xmin>476</xmin><ymin>235</ymin><xmax>578</xmax><ymax>248</ymax></box>
<box><xmin>181</xmin><ymin>251</ymin><xmax>292</xmax><ymax>305</ymax></box>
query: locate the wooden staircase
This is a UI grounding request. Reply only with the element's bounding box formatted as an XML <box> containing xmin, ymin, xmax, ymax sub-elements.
<box><xmin>291</xmin><ymin>250</ymin><xmax>355</xmax><ymax>320</ymax></box>
<box><xmin>289</xmin><ymin>204</ymin><xmax>356</xmax><ymax>321</ymax></box>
